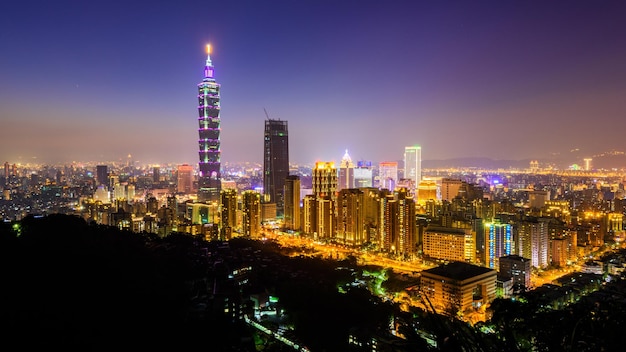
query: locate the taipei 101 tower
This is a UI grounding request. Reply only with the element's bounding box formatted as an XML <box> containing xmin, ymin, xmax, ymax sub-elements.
<box><xmin>197</xmin><ymin>44</ymin><xmax>221</xmax><ymax>203</ymax></box>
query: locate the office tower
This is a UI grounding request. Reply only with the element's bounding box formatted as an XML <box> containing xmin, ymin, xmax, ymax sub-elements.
<box><xmin>197</xmin><ymin>44</ymin><xmax>222</xmax><ymax>203</ymax></box>
<box><xmin>336</xmin><ymin>188</ymin><xmax>365</xmax><ymax>246</ymax></box>
<box><xmin>584</xmin><ymin>158</ymin><xmax>592</xmax><ymax>171</ymax></box>
<box><xmin>3</xmin><ymin>162</ymin><xmax>9</xmax><ymax>182</ymax></box>
<box><xmin>96</xmin><ymin>165</ymin><xmax>108</xmax><ymax>186</ymax></box>
<box><xmin>242</xmin><ymin>190</ymin><xmax>261</xmax><ymax>238</ymax></box>
<box><xmin>221</xmin><ymin>188</ymin><xmax>238</xmax><ymax>239</ymax></box>
<box><xmin>528</xmin><ymin>190</ymin><xmax>549</xmax><ymax>209</ymax></box>
<box><xmin>499</xmin><ymin>255</ymin><xmax>531</xmax><ymax>290</ymax></box>
<box><xmin>354</xmin><ymin>160</ymin><xmax>373</xmax><ymax>188</ymax></box>
<box><xmin>312</xmin><ymin>161</ymin><xmax>337</xmax><ymax>200</ymax></box>
<box><xmin>152</xmin><ymin>167</ymin><xmax>160</xmax><ymax>183</ymax></box>
<box><xmin>403</xmin><ymin>145</ymin><xmax>422</xmax><ymax>186</ymax></box>
<box><xmin>177</xmin><ymin>164</ymin><xmax>194</xmax><ymax>194</ymax></box>
<box><xmin>484</xmin><ymin>221</ymin><xmax>513</xmax><ymax>269</ymax></box>
<box><xmin>337</xmin><ymin>149</ymin><xmax>355</xmax><ymax>191</ymax></box>
<box><xmin>263</xmin><ymin>119</ymin><xmax>289</xmax><ymax>215</ymax></box>
<box><xmin>284</xmin><ymin>175</ymin><xmax>301</xmax><ymax>231</ymax></box>
<box><xmin>378</xmin><ymin>161</ymin><xmax>398</xmax><ymax>190</ymax></box>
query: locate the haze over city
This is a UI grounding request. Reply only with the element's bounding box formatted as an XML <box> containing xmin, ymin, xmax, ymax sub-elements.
<box><xmin>2</xmin><ymin>0</ymin><xmax>626</xmax><ymax>166</ymax></box>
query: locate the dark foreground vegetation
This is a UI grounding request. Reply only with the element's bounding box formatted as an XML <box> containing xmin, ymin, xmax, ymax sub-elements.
<box><xmin>2</xmin><ymin>214</ymin><xmax>626</xmax><ymax>351</ymax></box>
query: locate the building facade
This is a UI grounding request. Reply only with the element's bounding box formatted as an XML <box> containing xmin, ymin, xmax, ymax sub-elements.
<box><xmin>263</xmin><ymin>119</ymin><xmax>289</xmax><ymax>216</ymax></box>
<box><xmin>420</xmin><ymin>261</ymin><xmax>497</xmax><ymax>315</ymax></box>
<box><xmin>403</xmin><ymin>145</ymin><xmax>422</xmax><ymax>188</ymax></box>
<box><xmin>283</xmin><ymin>175</ymin><xmax>301</xmax><ymax>231</ymax></box>
<box><xmin>197</xmin><ymin>44</ymin><xmax>222</xmax><ymax>203</ymax></box>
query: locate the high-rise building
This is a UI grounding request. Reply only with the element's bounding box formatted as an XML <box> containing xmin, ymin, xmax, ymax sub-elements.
<box><xmin>516</xmin><ymin>219</ymin><xmax>549</xmax><ymax>269</ymax></box>
<box><xmin>242</xmin><ymin>190</ymin><xmax>261</xmax><ymax>238</ymax></box>
<box><xmin>197</xmin><ymin>44</ymin><xmax>222</xmax><ymax>203</ymax></box>
<box><xmin>263</xmin><ymin>119</ymin><xmax>289</xmax><ymax>215</ymax></box>
<box><xmin>423</xmin><ymin>226</ymin><xmax>475</xmax><ymax>263</ymax></box>
<box><xmin>221</xmin><ymin>188</ymin><xmax>238</xmax><ymax>239</ymax></box>
<box><xmin>336</xmin><ymin>188</ymin><xmax>365</xmax><ymax>246</ymax></box>
<box><xmin>312</xmin><ymin>161</ymin><xmax>338</xmax><ymax>200</ymax></box>
<box><xmin>354</xmin><ymin>160</ymin><xmax>373</xmax><ymax>188</ymax></box>
<box><xmin>484</xmin><ymin>221</ymin><xmax>513</xmax><ymax>269</ymax></box>
<box><xmin>441</xmin><ymin>178</ymin><xmax>463</xmax><ymax>202</ymax></box>
<box><xmin>96</xmin><ymin>165</ymin><xmax>108</xmax><ymax>187</ymax></box>
<box><xmin>381</xmin><ymin>188</ymin><xmax>416</xmax><ymax>256</ymax></box>
<box><xmin>177</xmin><ymin>164</ymin><xmax>194</xmax><ymax>194</ymax></box>
<box><xmin>404</xmin><ymin>145</ymin><xmax>422</xmax><ymax>187</ymax></box>
<box><xmin>378</xmin><ymin>161</ymin><xmax>398</xmax><ymax>190</ymax></box>
<box><xmin>284</xmin><ymin>175</ymin><xmax>301</xmax><ymax>231</ymax></box>
<box><xmin>337</xmin><ymin>150</ymin><xmax>355</xmax><ymax>191</ymax></box>
<box><xmin>152</xmin><ymin>166</ymin><xmax>160</xmax><ymax>183</ymax></box>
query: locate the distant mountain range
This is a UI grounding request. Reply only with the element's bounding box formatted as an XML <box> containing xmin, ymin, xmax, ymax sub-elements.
<box><xmin>423</xmin><ymin>152</ymin><xmax>626</xmax><ymax>170</ymax></box>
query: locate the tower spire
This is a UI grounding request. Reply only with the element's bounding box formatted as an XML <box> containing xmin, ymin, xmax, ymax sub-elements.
<box><xmin>204</xmin><ymin>43</ymin><xmax>214</xmax><ymax>79</ymax></box>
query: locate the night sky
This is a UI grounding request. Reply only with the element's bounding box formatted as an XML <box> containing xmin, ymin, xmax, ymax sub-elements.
<box><xmin>1</xmin><ymin>0</ymin><xmax>625</xmax><ymax>166</ymax></box>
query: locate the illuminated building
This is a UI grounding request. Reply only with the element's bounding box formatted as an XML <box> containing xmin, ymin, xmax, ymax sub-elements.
<box><xmin>516</xmin><ymin>219</ymin><xmax>549</xmax><ymax>269</ymax></box>
<box><xmin>336</xmin><ymin>188</ymin><xmax>365</xmax><ymax>246</ymax></box>
<box><xmin>316</xmin><ymin>197</ymin><xmax>335</xmax><ymax>240</ymax></box>
<box><xmin>441</xmin><ymin>178</ymin><xmax>463</xmax><ymax>202</ymax></box>
<box><xmin>187</xmin><ymin>202</ymin><xmax>219</xmax><ymax>225</ymax></box>
<box><xmin>484</xmin><ymin>221</ymin><xmax>513</xmax><ymax>269</ymax></box>
<box><xmin>263</xmin><ymin>119</ymin><xmax>289</xmax><ymax>215</ymax></box>
<box><xmin>337</xmin><ymin>149</ymin><xmax>355</xmax><ymax>191</ymax></box>
<box><xmin>420</xmin><ymin>261</ymin><xmax>497</xmax><ymax>314</ymax></box>
<box><xmin>423</xmin><ymin>226</ymin><xmax>475</xmax><ymax>263</ymax></box>
<box><xmin>417</xmin><ymin>178</ymin><xmax>438</xmax><ymax>205</ymax></box>
<box><xmin>584</xmin><ymin>158</ymin><xmax>592</xmax><ymax>171</ymax></box>
<box><xmin>302</xmin><ymin>194</ymin><xmax>316</xmax><ymax>235</ymax></box>
<box><xmin>312</xmin><ymin>161</ymin><xmax>337</xmax><ymax>200</ymax></box>
<box><xmin>550</xmin><ymin>238</ymin><xmax>569</xmax><ymax>267</ymax></box>
<box><xmin>283</xmin><ymin>175</ymin><xmax>301</xmax><ymax>231</ymax></box>
<box><xmin>381</xmin><ymin>188</ymin><xmax>416</xmax><ymax>256</ymax></box>
<box><xmin>498</xmin><ymin>254</ymin><xmax>531</xmax><ymax>290</ymax></box>
<box><xmin>378</xmin><ymin>161</ymin><xmax>398</xmax><ymax>190</ymax></box>
<box><xmin>177</xmin><ymin>164</ymin><xmax>194</xmax><ymax>194</ymax></box>
<box><xmin>354</xmin><ymin>160</ymin><xmax>373</xmax><ymax>188</ymax></box>
<box><xmin>403</xmin><ymin>145</ymin><xmax>421</xmax><ymax>187</ymax></box>
<box><xmin>220</xmin><ymin>188</ymin><xmax>238</xmax><ymax>239</ymax></box>
<box><xmin>242</xmin><ymin>190</ymin><xmax>261</xmax><ymax>238</ymax></box>
<box><xmin>197</xmin><ymin>44</ymin><xmax>222</xmax><ymax>203</ymax></box>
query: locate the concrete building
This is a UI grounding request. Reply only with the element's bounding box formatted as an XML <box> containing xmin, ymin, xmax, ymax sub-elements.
<box><xmin>420</xmin><ymin>261</ymin><xmax>497</xmax><ymax>315</ymax></box>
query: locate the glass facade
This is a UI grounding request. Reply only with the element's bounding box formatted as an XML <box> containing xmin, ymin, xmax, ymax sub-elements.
<box><xmin>197</xmin><ymin>46</ymin><xmax>221</xmax><ymax>203</ymax></box>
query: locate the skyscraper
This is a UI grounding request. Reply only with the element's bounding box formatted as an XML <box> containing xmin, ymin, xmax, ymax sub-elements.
<box><xmin>197</xmin><ymin>44</ymin><xmax>221</xmax><ymax>203</ymax></box>
<box><xmin>263</xmin><ymin>119</ymin><xmax>289</xmax><ymax>215</ymax></box>
<box><xmin>284</xmin><ymin>175</ymin><xmax>301</xmax><ymax>231</ymax></box>
<box><xmin>404</xmin><ymin>145</ymin><xmax>422</xmax><ymax>187</ymax></box>
<box><xmin>337</xmin><ymin>149</ymin><xmax>355</xmax><ymax>191</ymax></box>
<box><xmin>177</xmin><ymin>164</ymin><xmax>194</xmax><ymax>194</ymax></box>
<box><xmin>378</xmin><ymin>161</ymin><xmax>398</xmax><ymax>190</ymax></box>
<box><xmin>96</xmin><ymin>165</ymin><xmax>108</xmax><ymax>187</ymax></box>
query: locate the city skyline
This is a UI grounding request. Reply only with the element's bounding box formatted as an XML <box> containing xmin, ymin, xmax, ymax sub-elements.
<box><xmin>2</xmin><ymin>1</ymin><xmax>626</xmax><ymax>166</ymax></box>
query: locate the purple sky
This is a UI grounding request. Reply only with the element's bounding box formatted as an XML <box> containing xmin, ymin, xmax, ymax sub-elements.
<box><xmin>1</xmin><ymin>0</ymin><xmax>625</xmax><ymax>166</ymax></box>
